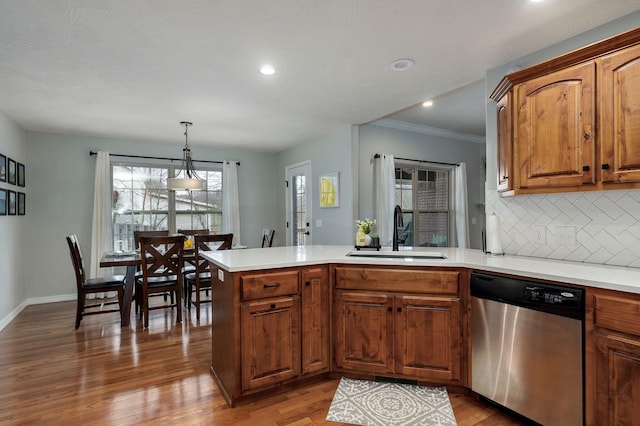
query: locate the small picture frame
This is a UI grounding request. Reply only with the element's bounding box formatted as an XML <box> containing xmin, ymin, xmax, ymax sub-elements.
<box><xmin>18</xmin><ymin>192</ymin><xmax>25</xmax><ymax>215</ymax></box>
<box><xmin>0</xmin><ymin>154</ymin><xmax>6</xmax><ymax>182</ymax></box>
<box><xmin>0</xmin><ymin>189</ymin><xmax>6</xmax><ymax>215</ymax></box>
<box><xmin>8</xmin><ymin>158</ymin><xmax>16</xmax><ymax>185</ymax></box>
<box><xmin>319</xmin><ymin>172</ymin><xmax>340</xmax><ymax>208</ymax></box>
<box><xmin>17</xmin><ymin>163</ymin><xmax>25</xmax><ymax>187</ymax></box>
<box><xmin>8</xmin><ymin>190</ymin><xmax>16</xmax><ymax>215</ymax></box>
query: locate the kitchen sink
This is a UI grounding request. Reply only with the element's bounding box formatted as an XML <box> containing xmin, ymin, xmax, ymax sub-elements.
<box><xmin>346</xmin><ymin>250</ymin><xmax>447</xmax><ymax>260</ymax></box>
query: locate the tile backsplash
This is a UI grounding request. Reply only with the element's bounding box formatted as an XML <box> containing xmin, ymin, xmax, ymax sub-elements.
<box><xmin>485</xmin><ymin>188</ymin><xmax>640</xmax><ymax>268</ymax></box>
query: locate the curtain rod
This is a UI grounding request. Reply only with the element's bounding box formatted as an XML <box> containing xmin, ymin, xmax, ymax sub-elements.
<box><xmin>373</xmin><ymin>153</ymin><xmax>459</xmax><ymax>167</ymax></box>
<box><xmin>89</xmin><ymin>151</ymin><xmax>240</xmax><ymax>166</ymax></box>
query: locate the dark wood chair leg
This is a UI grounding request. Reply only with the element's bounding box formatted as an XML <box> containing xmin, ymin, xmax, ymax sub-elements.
<box><xmin>75</xmin><ymin>292</ymin><xmax>84</xmax><ymax>329</ymax></box>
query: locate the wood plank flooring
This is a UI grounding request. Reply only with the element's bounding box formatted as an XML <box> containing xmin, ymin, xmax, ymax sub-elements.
<box><xmin>0</xmin><ymin>300</ymin><xmax>524</xmax><ymax>425</ymax></box>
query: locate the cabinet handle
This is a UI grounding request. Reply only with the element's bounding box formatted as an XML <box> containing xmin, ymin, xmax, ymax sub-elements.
<box><xmin>502</xmin><ymin>175</ymin><xmax>508</xmax><ymax>180</ymax></box>
<box><xmin>584</xmin><ymin>133</ymin><xmax>590</xmax><ymax>140</ymax></box>
<box><xmin>397</xmin><ymin>307</ymin><xmax>402</xmax><ymax>313</ymax></box>
<box><xmin>270</xmin><ymin>303</ymin><xmax>276</xmax><ymax>309</ymax></box>
<box><xmin>264</xmin><ymin>283</ymin><xmax>281</xmax><ymax>289</ymax></box>
<box><xmin>388</xmin><ymin>307</ymin><xmax>393</xmax><ymax>312</ymax></box>
<box><xmin>602</xmin><ymin>164</ymin><xmax>610</xmax><ymax>170</ymax></box>
<box><xmin>582</xmin><ymin>166</ymin><xmax>590</xmax><ymax>172</ymax></box>
<box><xmin>305</xmin><ymin>281</ymin><xmax>311</xmax><ymax>286</ymax></box>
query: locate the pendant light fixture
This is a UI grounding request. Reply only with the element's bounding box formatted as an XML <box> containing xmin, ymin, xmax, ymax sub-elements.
<box><xmin>167</xmin><ymin>121</ymin><xmax>206</xmax><ymax>191</ymax></box>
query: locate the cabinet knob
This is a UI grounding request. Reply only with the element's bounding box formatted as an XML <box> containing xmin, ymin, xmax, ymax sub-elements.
<box><xmin>582</xmin><ymin>166</ymin><xmax>590</xmax><ymax>172</ymax></box>
<box><xmin>584</xmin><ymin>133</ymin><xmax>591</xmax><ymax>140</ymax></box>
<box><xmin>388</xmin><ymin>307</ymin><xmax>393</xmax><ymax>312</ymax></box>
<box><xmin>502</xmin><ymin>175</ymin><xmax>508</xmax><ymax>180</ymax></box>
<box><xmin>270</xmin><ymin>303</ymin><xmax>276</xmax><ymax>309</ymax></box>
<box><xmin>305</xmin><ymin>281</ymin><xmax>311</xmax><ymax>286</ymax></box>
<box><xmin>602</xmin><ymin>164</ymin><xmax>610</xmax><ymax>170</ymax></box>
<box><xmin>397</xmin><ymin>307</ymin><xmax>402</xmax><ymax>313</ymax></box>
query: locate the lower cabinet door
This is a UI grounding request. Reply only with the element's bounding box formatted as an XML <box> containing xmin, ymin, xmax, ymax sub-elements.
<box><xmin>301</xmin><ymin>267</ymin><xmax>329</xmax><ymax>375</ymax></box>
<box><xmin>241</xmin><ymin>296</ymin><xmax>301</xmax><ymax>391</ymax></box>
<box><xmin>333</xmin><ymin>291</ymin><xmax>394</xmax><ymax>374</ymax></box>
<box><xmin>595</xmin><ymin>332</ymin><xmax>640</xmax><ymax>426</ymax></box>
<box><xmin>395</xmin><ymin>296</ymin><xmax>462</xmax><ymax>382</ymax></box>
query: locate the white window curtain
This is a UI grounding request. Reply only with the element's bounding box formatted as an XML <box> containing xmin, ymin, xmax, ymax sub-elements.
<box><xmin>454</xmin><ymin>162</ymin><xmax>469</xmax><ymax>248</ymax></box>
<box><xmin>222</xmin><ymin>160</ymin><xmax>241</xmax><ymax>246</ymax></box>
<box><xmin>375</xmin><ymin>154</ymin><xmax>395</xmax><ymax>246</ymax></box>
<box><xmin>89</xmin><ymin>151</ymin><xmax>113</xmax><ymax>298</ymax></box>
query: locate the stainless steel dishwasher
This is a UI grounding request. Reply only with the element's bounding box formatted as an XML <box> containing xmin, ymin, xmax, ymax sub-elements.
<box><xmin>471</xmin><ymin>272</ymin><xmax>584</xmax><ymax>426</ymax></box>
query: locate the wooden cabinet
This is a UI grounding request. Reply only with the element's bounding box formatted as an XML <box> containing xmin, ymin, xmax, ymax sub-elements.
<box><xmin>395</xmin><ymin>295</ymin><xmax>461</xmax><ymax>381</ymax></box>
<box><xmin>515</xmin><ymin>61</ymin><xmax>596</xmax><ymax>189</ymax></box>
<box><xmin>333</xmin><ymin>266</ymin><xmax>465</xmax><ymax>385</ymax></box>
<box><xmin>493</xmin><ymin>27</ymin><xmax>640</xmax><ymax>194</ymax></box>
<box><xmin>598</xmin><ymin>43</ymin><xmax>640</xmax><ymax>184</ymax></box>
<box><xmin>590</xmin><ymin>289</ymin><xmax>640</xmax><ymax>425</ymax></box>
<box><xmin>301</xmin><ymin>267</ymin><xmax>330</xmax><ymax>375</ymax></box>
<box><xmin>210</xmin><ymin>265</ymin><xmax>329</xmax><ymax>406</ymax></box>
<box><xmin>495</xmin><ymin>91</ymin><xmax>513</xmax><ymax>192</ymax></box>
<box><xmin>241</xmin><ymin>295</ymin><xmax>300</xmax><ymax>391</ymax></box>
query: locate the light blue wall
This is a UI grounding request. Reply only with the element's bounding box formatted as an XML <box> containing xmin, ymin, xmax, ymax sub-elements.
<box><xmin>0</xmin><ymin>111</ymin><xmax>27</xmax><ymax>328</ymax></box>
<box><xmin>358</xmin><ymin>123</ymin><xmax>487</xmax><ymax>249</ymax></box>
<box><xmin>277</xmin><ymin>125</ymin><xmax>356</xmax><ymax>245</ymax></box>
<box><xmin>24</xmin><ymin>132</ymin><xmax>279</xmax><ymax>300</ymax></box>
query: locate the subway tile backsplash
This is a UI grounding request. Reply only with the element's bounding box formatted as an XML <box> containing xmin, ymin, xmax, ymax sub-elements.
<box><xmin>485</xmin><ymin>188</ymin><xmax>640</xmax><ymax>268</ymax></box>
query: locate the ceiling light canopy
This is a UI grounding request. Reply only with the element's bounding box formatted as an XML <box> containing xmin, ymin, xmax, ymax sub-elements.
<box><xmin>167</xmin><ymin>121</ymin><xmax>206</xmax><ymax>191</ymax></box>
<box><xmin>389</xmin><ymin>58</ymin><xmax>415</xmax><ymax>71</ymax></box>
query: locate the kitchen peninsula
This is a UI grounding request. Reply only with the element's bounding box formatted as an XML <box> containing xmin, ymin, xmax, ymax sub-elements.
<box><xmin>202</xmin><ymin>246</ymin><xmax>640</xmax><ymax>425</ymax></box>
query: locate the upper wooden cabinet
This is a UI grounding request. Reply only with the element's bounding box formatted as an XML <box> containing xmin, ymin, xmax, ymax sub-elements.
<box><xmin>495</xmin><ymin>91</ymin><xmax>513</xmax><ymax>192</ymax></box>
<box><xmin>491</xmin><ymin>27</ymin><xmax>640</xmax><ymax>194</ymax></box>
<box><xmin>598</xmin><ymin>43</ymin><xmax>640</xmax><ymax>183</ymax></box>
<box><xmin>515</xmin><ymin>61</ymin><xmax>596</xmax><ymax>189</ymax></box>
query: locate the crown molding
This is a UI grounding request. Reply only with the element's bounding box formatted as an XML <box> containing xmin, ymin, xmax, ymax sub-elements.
<box><xmin>372</xmin><ymin>119</ymin><xmax>486</xmax><ymax>144</ymax></box>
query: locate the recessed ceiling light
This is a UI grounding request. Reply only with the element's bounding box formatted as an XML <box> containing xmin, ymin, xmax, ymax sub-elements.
<box><xmin>389</xmin><ymin>58</ymin><xmax>415</xmax><ymax>71</ymax></box>
<box><xmin>259</xmin><ymin>65</ymin><xmax>278</xmax><ymax>76</ymax></box>
<box><xmin>422</xmin><ymin>100</ymin><xmax>434</xmax><ymax>107</ymax></box>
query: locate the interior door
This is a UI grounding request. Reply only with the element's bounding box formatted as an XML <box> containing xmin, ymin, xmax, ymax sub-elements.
<box><xmin>285</xmin><ymin>161</ymin><xmax>312</xmax><ymax>246</ymax></box>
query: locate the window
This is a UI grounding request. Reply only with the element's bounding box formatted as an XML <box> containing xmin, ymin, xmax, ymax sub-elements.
<box><xmin>395</xmin><ymin>165</ymin><xmax>452</xmax><ymax>247</ymax></box>
<box><xmin>112</xmin><ymin>163</ymin><xmax>222</xmax><ymax>250</ymax></box>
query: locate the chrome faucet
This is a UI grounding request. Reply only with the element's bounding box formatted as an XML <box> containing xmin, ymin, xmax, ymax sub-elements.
<box><xmin>393</xmin><ymin>205</ymin><xmax>403</xmax><ymax>251</ymax></box>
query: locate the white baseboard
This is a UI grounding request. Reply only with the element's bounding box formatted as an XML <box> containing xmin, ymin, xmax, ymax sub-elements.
<box><xmin>0</xmin><ymin>294</ymin><xmax>76</xmax><ymax>332</ymax></box>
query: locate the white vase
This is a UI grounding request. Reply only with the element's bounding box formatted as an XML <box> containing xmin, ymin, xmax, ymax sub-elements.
<box><xmin>364</xmin><ymin>233</ymin><xmax>372</xmax><ymax>246</ymax></box>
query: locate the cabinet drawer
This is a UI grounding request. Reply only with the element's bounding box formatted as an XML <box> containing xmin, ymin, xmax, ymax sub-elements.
<box><xmin>241</xmin><ymin>271</ymin><xmax>299</xmax><ymax>300</ymax></box>
<box><xmin>594</xmin><ymin>294</ymin><xmax>640</xmax><ymax>337</ymax></box>
<box><xmin>335</xmin><ymin>267</ymin><xmax>460</xmax><ymax>295</ymax></box>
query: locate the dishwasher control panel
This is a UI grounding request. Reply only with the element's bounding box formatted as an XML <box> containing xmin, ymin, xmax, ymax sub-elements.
<box><xmin>523</xmin><ymin>285</ymin><xmax>581</xmax><ymax>307</ymax></box>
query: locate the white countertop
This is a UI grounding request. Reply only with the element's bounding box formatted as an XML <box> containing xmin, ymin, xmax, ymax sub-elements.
<box><xmin>201</xmin><ymin>245</ymin><xmax>640</xmax><ymax>294</ymax></box>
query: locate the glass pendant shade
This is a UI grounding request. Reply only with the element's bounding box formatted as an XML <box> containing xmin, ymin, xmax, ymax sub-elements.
<box><xmin>167</xmin><ymin>121</ymin><xmax>206</xmax><ymax>191</ymax></box>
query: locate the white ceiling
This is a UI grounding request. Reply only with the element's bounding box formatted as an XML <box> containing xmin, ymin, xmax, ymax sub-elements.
<box><xmin>0</xmin><ymin>1</ymin><xmax>638</xmax><ymax>152</ymax></box>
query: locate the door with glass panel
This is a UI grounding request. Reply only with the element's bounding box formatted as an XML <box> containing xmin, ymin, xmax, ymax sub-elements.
<box><xmin>285</xmin><ymin>161</ymin><xmax>312</xmax><ymax>246</ymax></box>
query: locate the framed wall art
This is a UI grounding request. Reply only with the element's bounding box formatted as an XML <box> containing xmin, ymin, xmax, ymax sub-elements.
<box><xmin>8</xmin><ymin>158</ymin><xmax>16</xmax><ymax>185</ymax></box>
<box><xmin>319</xmin><ymin>172</ymin><xmax>340</xmax><ymax>208</ymax></box>
<box><xmin>0</xmin><ymin>154</ymin><xmax>6</xmax><ymax>182</ymax></box>
<box><xmin>18</xmin><ymin>192</ymin><xmax>25</xmax><ymax>215</ymax></box>
<box><xmin>17</xmin><ymin>162</ymin><xmax>25</xmax><ymax>187</ymax></box>
<box><xmin>8</xmin><ymin>190</ymin><xmax>16</xmax><ymax>215</ymax></box>
<box><xmin>0</xmin><ymin>189</ymin><xmax>6</xmax><ymax>215</ymax></box>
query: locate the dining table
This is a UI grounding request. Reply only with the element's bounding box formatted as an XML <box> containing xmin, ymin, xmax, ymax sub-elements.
<box><xmin>100</xmin><ymin>249</ymin><xmax>197</xmax><ymax>327</ymax></box>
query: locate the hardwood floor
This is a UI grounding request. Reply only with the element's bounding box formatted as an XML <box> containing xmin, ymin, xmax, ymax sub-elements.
<box><xmin>0</xmin><ymin>300</ymin><xmax>524</xmax><ymax>425</ymax></box>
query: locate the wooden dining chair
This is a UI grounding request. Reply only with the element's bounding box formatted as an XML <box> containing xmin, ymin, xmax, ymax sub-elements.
<box><xmin>132</xmin><ymin>230</ymin><xmax>171</xmax><ymax>310</ymax></box>
<box><xmin>261</xmin><ymin>228</ymin><xmax>275</xmax><ymax>248</ymax></box>
<box><xmin>135</xmin><ymin>235</ymin><xmax>185</xmax><ymax>328</ymax></box>
<box><xmin>66</xmin><ymin>234</ymin><xmax>125</xmax><ymax>329</ymax></box>
<box><xmin>185</xmin><ymin>233</ymin><xmax>233</xmax><ymax>320</ymax></box>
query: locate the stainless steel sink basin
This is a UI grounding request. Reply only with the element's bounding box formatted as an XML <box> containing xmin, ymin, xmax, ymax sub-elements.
<box><xmin>346</xmin><ymin>250</ymin><xmax>447</xmax><ymax>260</ymax></box>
